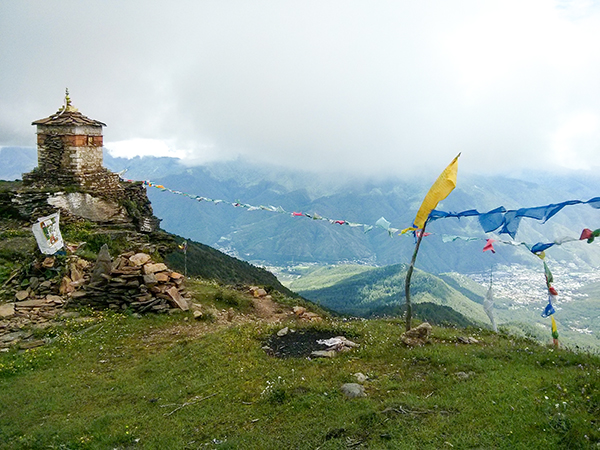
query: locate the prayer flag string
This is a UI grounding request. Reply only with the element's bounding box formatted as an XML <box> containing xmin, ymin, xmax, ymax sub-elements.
<box><xmin>132</xmin><ymin>178</ymin><xmax>600</xmax><ymax>256</ymax></box>
<box><xmin>535</xmin><ymin>251</ymin><xmax>560</xmax><ymax>346</ymax></box>
<box><xmin>129</xmin><ymin>177</ymin><xmax>599</xmax><ymax>340</ymax></box>
<box><xmin>137</xmin><ymin>179</ymin><xmax>406</xmax><ymax>236</ymax></box>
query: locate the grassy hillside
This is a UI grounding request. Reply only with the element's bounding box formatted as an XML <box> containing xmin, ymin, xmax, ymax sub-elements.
<box><xmin>295</xmin><ymin>263</ymin><xmax>491</xmax><ymax>325</ymax></box>
<box><xmin>284</xmin><ymin>264</ymin><xmax>375</xmax><ymax>291</ymax></box>
<box><xmin>2</xmin><ymin>170</ymin><xmax>600</xmax><ymax>448</ymax></box>
<box><xmin>164</xmin><ymin>236</ymin><xmax>297</xmax><ymax>297</ymax></box>
<box><xmin>437</xmin><ymin>272</ymin><xmax>488</xmax><ymax>304</ymax></box>
<box><xmin>1</xmin><ymin>304</ymin><xmax>599</xmax><ymax>449</ymax></box>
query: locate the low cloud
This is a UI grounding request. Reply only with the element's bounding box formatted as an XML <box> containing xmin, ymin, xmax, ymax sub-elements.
<box><xmin>2</xmin><ymin>1</ymin><xmax>600</xmax><ymax>177</ymax></box>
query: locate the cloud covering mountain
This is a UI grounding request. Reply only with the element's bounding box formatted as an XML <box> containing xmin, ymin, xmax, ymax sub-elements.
<box><xmin>2</xmin><ymin>1</ymin><xmax>600</xmax><ymax>177</ymax></box>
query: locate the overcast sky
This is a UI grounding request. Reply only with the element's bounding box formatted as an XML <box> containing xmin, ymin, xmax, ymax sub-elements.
<box><xmin>1</xmin><ymin>0</ymin><xmax>600</xmax><ymax>177</ymax></box>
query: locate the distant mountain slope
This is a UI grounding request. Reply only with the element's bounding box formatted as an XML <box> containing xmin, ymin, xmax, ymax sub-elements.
<box><xmin>0</xmin><ymin>147</ymin><xmax>37</xmax><ymax>181</ymax></box>
<box><xmin>285</xmin><ymin>264</ymin><xmax>374</xmax><ymax>291</ymax></box>
<box><xmin>437</xmin><ymin>272</ymin><xmax>487</xmax><ymax>304</ymax></box>
<box><xmin>296</xmin><ymin>262</ymin><xmax>490</xmax><ymax>323</ymax></box>
<box><xmin>164</xmin><ymin>236</ymin><xmax>297</xmax><ymax>296</ymax></box>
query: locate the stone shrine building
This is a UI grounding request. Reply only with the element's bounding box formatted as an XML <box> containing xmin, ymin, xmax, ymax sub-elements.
<box><xmin>23</xmin><ymin>89</ymin><xmax>122</xmax><ymax>195</ymax></box>
<box><xmin>10</xmin><ymin>90</ymin><xmax>160</xmax><ymax>232</ymax></box>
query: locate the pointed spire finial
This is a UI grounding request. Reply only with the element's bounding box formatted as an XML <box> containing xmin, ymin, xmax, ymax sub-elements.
<box><xmin>57</xmin><ymin>88</ymin><xmax>78</xmax><ymax>114</ymax></box>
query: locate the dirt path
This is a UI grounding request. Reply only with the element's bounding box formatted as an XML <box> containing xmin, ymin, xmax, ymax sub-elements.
<box><xmin>251</xmin><ymin>296</ymin><xmax>292</xmax><ymax>323</ymax></box>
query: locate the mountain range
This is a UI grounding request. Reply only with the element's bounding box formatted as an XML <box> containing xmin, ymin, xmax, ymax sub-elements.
<box><xmin>3</xmin><ymin>146</ymin><xmax>600</xmax><ymax>274</ymax></box>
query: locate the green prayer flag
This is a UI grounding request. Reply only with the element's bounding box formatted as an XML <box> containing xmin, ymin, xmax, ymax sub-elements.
<box><xmin>543</xmin><ymin>261</ymin><xmax>553</xmax><ymax>284</ymax></box>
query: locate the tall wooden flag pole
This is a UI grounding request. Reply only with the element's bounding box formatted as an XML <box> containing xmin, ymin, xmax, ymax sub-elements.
<box><xmin>404</xmin><ymin>220</ymin><xmax>429</xmax><ymax>331</ymax></box>
<box><xmin>404</xmin><ymin>153</ymin><xmax>460</xmax><ymax>331</ymax></box>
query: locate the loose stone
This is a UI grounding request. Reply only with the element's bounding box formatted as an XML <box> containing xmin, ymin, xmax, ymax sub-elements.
<box><xmin>341</xmin><ymin>383</ymin><xmax>366</xmax><ymax>398</ymax></box>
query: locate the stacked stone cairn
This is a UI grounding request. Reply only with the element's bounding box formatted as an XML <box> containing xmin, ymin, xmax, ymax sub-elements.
<box><xmin>1</xmin><ymin>245</ymin><xmax>187</xmax><ymax>349</ymax></box>
<box><xmin>71</xmin><ymin>244</ymin><xmax>189</xmax><ymax>313</ymax></box>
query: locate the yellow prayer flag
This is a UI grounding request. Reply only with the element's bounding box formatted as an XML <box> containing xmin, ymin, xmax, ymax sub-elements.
<box><xmin>413</xmin><ymin>153</ymin><xmax>460</xmax><ymax>229</ymax></box>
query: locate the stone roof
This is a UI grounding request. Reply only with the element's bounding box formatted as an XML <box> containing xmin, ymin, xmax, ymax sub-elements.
<box><xmin>32</xmin><ymin>90</ymin><xmax>106</xmax><ymax>127</ymax></box>
<box><xmin>32</xmin><ymin>110</ymin><xmax>107</xmax><ymax>127</ymax></box>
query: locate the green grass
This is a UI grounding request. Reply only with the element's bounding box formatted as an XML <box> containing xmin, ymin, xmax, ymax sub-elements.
<box><xmin>1</xmin><ymin>300</ymin><xmax>599</xmax><ymax>449</ymax></box>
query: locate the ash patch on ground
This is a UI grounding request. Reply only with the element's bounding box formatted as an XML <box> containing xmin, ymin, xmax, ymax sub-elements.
<box><xmin>264</xmin><ymin>329</ymin><xmax>354</xmax><ymax>358</ymax></box>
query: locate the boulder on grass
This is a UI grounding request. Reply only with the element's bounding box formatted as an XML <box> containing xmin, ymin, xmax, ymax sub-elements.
<box><xmin>401</xmin><ymin>322</ymin><xmax>432</xmax><ymax>347</ymax></box>
<box><xmin>341</xmin><ymin>383</ymin><xmax>366</xmax><ymax>398</ymax></box>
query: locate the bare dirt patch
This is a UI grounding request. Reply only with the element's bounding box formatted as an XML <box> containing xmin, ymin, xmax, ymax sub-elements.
<box><xmin>138</xmin><ymin>297</ymin><xmax>301</xmax><ymax>345</ymax></box>
<box><xmin>251</xmin><ymin>296</ymin><xmax>292</xmax><ymax>323</ymax></box>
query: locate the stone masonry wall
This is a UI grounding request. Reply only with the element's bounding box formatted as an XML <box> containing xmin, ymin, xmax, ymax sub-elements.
<box><xmin>18</xmin><ymin>112</ymin><xmax>159</xmax><ymax>231</ymax></box>
<box><xmin>1</xmin><ymin>181</ymin><xmax>160</xmax><ymax>233</ymax></box>
<box><xmin>23</xmin><ymin>133</ymin><xmax>122</xmax><ymax>195</ymax></box>
<box><xmin>24</xmin><ymin>120</ymin><xmax>117</xmax><ymax>195</ymax></box>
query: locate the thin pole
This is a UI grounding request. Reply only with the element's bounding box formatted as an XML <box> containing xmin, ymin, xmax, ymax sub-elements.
<box><xmin>404</xmin><ymin>219</ymin><xmax>428</xmax><ymax>331</ymax></box>
<box><xmin>184</xmin><ymin>247</ymin><xmax>188</xmax><ymax>278</ymax></box>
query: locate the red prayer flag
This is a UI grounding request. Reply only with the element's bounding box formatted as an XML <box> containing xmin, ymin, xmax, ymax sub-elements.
<box><xmin>483</xmin><ymin>239</ymin><xmax>496</xmax><ymax>253</ymax></box>
<box><xmin>580</xmin><ymin>228</ymin><xmax>593</xmax><ymax>240</ymax></box>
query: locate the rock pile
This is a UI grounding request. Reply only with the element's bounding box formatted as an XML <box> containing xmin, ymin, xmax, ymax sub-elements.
<box><xmin>311</xmin><ymin>336</ymin><xmax>360</xmax><ymax>358</ymax></box>
<box><xmin>292</xmin><ymin>305</ymin><xmax>322</xmax><ymax>322</ymax></box>
<box><xmin>0</xmin><ymin>245</ymin><xmax>189</xmax><ymax>349</ymax></box>
<box><xmin>0</xmin><ymin>295</ymin><xmax>68</xmax><ymax>350</ymax></box>
<box><xmin>401</xmin><ymin>322</ymin><xmax>432</xmax><ymax>347</ymax></box>
<box><xmin>71</xmin><ymin>245</ymin><xmax>189</xmax><ymax>313</ymax></box>
<box><xmin>1</xmin><ymin>254</ymin><xmax>66</xmax><ymax>314</ymax></box>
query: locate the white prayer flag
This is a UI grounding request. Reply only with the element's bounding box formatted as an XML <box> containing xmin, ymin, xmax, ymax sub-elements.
<box><xmin>32</xmin><ymin>212</ymin><xmax>64</xmax><ymax>255</ymax></box>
